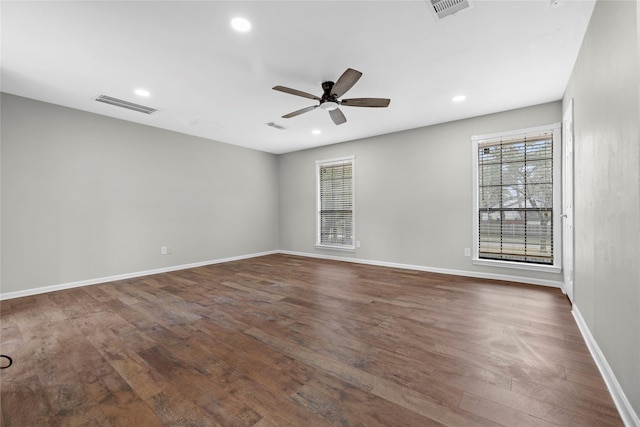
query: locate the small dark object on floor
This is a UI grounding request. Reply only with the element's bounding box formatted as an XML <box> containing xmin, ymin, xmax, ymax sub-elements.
<box><xmin>0</xmin><ymin>354</ymin><xmax>12</xmax><ymax>369</ymax></box>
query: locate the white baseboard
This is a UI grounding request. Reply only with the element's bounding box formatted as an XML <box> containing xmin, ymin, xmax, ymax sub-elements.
<box><xmin>572</xmin><ymin>305</ymin><xmax>640</xmax><ymax>427</ymax></box>
<box><xmin>0</xmin><ymin>250</ymin><xmax>279</xmax><ymax>300</ymax></box>
<box><xmin>0</xmin><ymin>249</ymin><xmax>563</xmax><ymax>299</ymax></box>
<box><xmin>279</xmin><ymin>250</ymin><xmax>563</xmax><ymax>288</ymax></box>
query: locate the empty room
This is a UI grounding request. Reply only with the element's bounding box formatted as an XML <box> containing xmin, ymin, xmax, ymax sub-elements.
<box><xmin>1</xmin><ymin>1</ymin><xmax>638</xmax><ymax>426</ymax></box>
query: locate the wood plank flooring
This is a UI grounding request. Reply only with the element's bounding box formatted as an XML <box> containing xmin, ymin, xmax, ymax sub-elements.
<box><xmin>0</xmin><ymin>254</ymin><xmax>622</xmax><ymax>426</ymax></box>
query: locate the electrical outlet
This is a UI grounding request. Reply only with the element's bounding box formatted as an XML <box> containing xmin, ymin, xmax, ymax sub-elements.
<box><xmin>161</xmin><ymin>246</ymin><xmax>168</xmax><ymax>255</ymax></box>
<box><xmin>356</xmin><ymin>241</ymin><xmax>361</xmax><ymax>248</ymax></box>
<box><xmin>464</xmin><ymin>248</ymin><xmax>471</xmax><ymax>257</ymax></box>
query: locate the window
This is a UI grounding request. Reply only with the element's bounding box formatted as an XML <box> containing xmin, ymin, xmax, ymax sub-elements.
<box><xmin>472</xmin><ymin>124</ymin><xmax>561</xmax><ymax>271</ymax></box>
<box><xmin>316</xmin><ymin>156</ymin><xmax>354</xmax><ymax>250</ymax></box>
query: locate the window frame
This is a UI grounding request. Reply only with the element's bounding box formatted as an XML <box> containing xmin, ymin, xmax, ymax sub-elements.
<box><xmin>471</xmin><ymin>123</ymin><xmax>562</xmax><ymax>273</ymax></box>
<box><xmin>315</xmin><ymin>155</ymin><xmax>355</xmax><ymax>252</ymax></box>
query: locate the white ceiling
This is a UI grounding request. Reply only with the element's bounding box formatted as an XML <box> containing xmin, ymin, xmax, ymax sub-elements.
<box><xmin>1</xmin><ymin>1</ymin><xmax>595</xmax><ymax>154</ymax></box>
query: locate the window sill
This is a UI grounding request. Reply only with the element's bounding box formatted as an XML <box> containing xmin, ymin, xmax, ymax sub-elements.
<box><xmin>316</xmin><ymin>244</ymin><xmax>356</xmax><ymax>253</ymax></box>
<box><xmin>472</xmin><ymin>258</ymin><xmax>561</xmax><ymax>274</ymax></box>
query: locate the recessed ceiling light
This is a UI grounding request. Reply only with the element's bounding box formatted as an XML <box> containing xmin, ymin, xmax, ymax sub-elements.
<box><xmin>312</xmin><ymin>129</ymin><xmax>321</xmax><ymax>135</ymax></box>
<box><xmin>134</xmin><ymin>88</ymin><xmax>150</xmax><ymax>97</ymax></box>
<box><xmin>452</xmin><ymin>94</ymin><xmax>466</xmax><ymax>102</ymax></box>
<box><xmin>231</xmin><ymin>17</ymin><xmax>251</xmax><ymax>32</ymax></box>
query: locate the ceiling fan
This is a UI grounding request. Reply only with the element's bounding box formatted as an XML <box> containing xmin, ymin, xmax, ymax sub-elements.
<box><xmin>272</xmin><ymin>68</ymin><xmax>390</xmax><ymax>125</ymax></box>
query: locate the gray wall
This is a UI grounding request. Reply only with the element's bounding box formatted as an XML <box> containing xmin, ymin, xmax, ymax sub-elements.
<box><xmin>563</xmin><ymin>0</ymin><xmax>640</xmax><ymax>417</ymax></box>
<box><xmin>1</xmin><ymin>93</ymin><xmax>279</xmax><ymax>294</ymax></box>
<box><xmin>279</xmin><ymin>102</ymin><xmax>562</xmax><ymax>284</ymax></box>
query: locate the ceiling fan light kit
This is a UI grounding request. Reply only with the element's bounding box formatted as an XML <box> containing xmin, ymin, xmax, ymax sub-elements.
<box><xmin>319</xmin><ymin>101</ymin><xmax>338</xmax><ymax>111</ymax></box>
<box><xmin>272</xmin><ymin>68</ymin><xmax>390</xmax><ymax>125</ymax></box>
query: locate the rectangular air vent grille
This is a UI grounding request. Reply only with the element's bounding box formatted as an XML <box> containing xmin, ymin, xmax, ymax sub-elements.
<box><xmin>266</xmin><ymin>122</ymin><xmax>287</xmax><ymax>130</ymax></box>
<box><xmin>429</xmin><ymin>0</ymin><xmax>472</xmax><ymax>20</ymax></box>
<box><xmin>94</xmin><ymin>95</ymin><xmax>157</xmax><ymax>114</ymax></box>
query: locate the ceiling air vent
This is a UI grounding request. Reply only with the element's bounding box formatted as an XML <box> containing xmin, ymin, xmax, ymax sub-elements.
<box><xmin>428</xmin><ymin>0</ymin><xmax>473</xmax><ymax>20</ymax></box>
<box><xmin>94</xmin><ymin>95</ymin><xmax>157</xmax><ymax>114</ymax></box>
<box><xmin>266</xmin><ymin>122</ymin><xmax>287</xmax><ymax>130</ymax></box>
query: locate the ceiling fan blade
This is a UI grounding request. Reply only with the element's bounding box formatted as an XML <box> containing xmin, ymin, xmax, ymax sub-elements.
<box><xmin>273</xmin><ymin>85</ymin><xmax>320</xmax><ymax>100</ymax></box>
<box><xmin>282</xmin><ymin>105</ymin><xmax>318</xmax><ymax>118</ymax></box>
<box><xmin>341</xmin><ymin>98</ymin><xmax>391</xmax><ymax>108</ymax></box>
<box><xmin>330</xmin><ymin>68</ymin><xmax>362</xmax><ymax>98</ymax></box>
<box><xmin>329</xmin><ymin>108</ymin><xmax>347</xmax><ymax>125</ymax></box>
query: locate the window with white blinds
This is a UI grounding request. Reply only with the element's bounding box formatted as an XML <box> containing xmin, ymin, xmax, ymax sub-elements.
<box><xmin>316</xmin><ymin>156</ymin><xmax>354</xmax><ymax>250</ymax></box>
<box><xmin>472</xmin><ymin>124</ymin><xmax>561</xmax><ymax>269</ymax></box>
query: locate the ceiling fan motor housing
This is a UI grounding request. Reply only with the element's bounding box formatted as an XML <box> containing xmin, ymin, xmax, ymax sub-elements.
<box><xmin>321</xmin><ymin>81</ymin><xmax>339</xmax><ymax>105</ymax></box>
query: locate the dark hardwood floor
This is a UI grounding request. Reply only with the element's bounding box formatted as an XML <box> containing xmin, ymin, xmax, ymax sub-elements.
<box><xmin>0</xmin><ymin>254</ymin><xmax>622</xmax><ymax>426</ymax></box>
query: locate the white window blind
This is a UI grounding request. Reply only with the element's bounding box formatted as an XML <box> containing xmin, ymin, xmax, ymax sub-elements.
<box><xmin>476</xmin><ymin>130</ymin><xmax>555</xmax><ymax>265</ymax></box>
<box><xmin>316</xmin><ymin>157</ymin><xmax>354</xmax><ymax>250</ymax></box>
